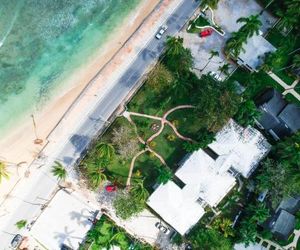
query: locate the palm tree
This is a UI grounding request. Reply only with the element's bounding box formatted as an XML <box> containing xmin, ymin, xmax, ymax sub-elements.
<box><xmin>218</xmin><ymin>63</ymin><xmax>230</xmax><ymax>78</ymax></box>
<box><xmin>247</xmin><ymin>203</ymin><xmax>270</xmax><ymax>223</ymax></box>
<box><xmin>165</xmin><ymin>36</ymin><xmax>184</xmax><ymax>57</ymax></box>
<box><xmin>224</xmin><ymin>34</ymin><xmax>245</xmax><ymax>58</ymax></box>
<box><xmin>156</xmin><ymin>167</ymin><xmax>172</xmax><ymax>184</ymax></box>
<box><xmin>87</xmin><ymin>167</ymin><xmax>107</xmax><ymax>189</ymax></box>
<box><xmin>130</xmin><ymin>179</ymin><xmax>149</xmax><ymax>202</ymax></box>
<box><xmin>234</xmin><ymin>100</ymin><xmax>261</xmax><ymax>127</ymax></box>
<box><xmin>0</xmin><ymin>161</ymin><xmax>10</xmax><ymax>183</ymax></box>
<box><xmin>213</xmin><ymin>218</ymin><xmax>235</xmax><ymax>238</ymax></box>
<box><xmin>200</xmin><ymin>0</ymin><xmax>220</xmax><ymax>9</ymax></box>
<box><xmin>201</xmin><ymin>50</ymin><xmax>219</xmax><ymax>71</ymax></box>
<box><xmin>15</xmin><ymin>220</ymin><xmax>27</xmax><ymax>229</ymax></box>
<box><xmin>51</xmin><ymin>161</ymin><xmax>67</xmax><ymax>181</ymax></box>
<box><xmin>237</xmin><ymin>15</ymin><xmax>262</xmax><ymax>39</ymax></box>
<box><xmin>97</xmin><ymin>143</ymin><xmax>115</xmax><ymax>161</ymax></box>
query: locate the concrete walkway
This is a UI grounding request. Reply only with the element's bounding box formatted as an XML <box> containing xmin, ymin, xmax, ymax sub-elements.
<box><xmin>268</xmin><ymin>71</ymin><xmax>300</xmax><ymax>101</ymax></box>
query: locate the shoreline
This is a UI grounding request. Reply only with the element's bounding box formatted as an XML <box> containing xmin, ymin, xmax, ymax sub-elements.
<box><xmin>0</xmin><ymin>0</ymin><xmax>160</xmax><ymax>164</ymax></box>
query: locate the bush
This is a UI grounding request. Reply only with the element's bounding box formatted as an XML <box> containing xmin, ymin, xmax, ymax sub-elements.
<box><xmin>113</xmin><ymin>193</ymin><xmax>145</xmax><ymax>220</ymax></box>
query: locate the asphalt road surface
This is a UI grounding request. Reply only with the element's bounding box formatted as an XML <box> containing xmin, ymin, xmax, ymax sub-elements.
<box><xmin>0</xmin><ymin>0</ymin><xmax>200</xmax><ymax>248</ymax></box>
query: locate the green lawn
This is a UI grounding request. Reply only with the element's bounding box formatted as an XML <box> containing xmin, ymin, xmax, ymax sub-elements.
<box><xmin>152</xmin><ymin>125</ymin><xmax>187</xmax><ymax>170</ymax></box>
<box><xmin>131</xmin><ymin>116</ymin><xmax>158</xmax><ymax>141</ymax></box>
<box><xmin>187</xmin><ymin>15</ymin><xmax>210</xmax><ymax>33</ymax></box>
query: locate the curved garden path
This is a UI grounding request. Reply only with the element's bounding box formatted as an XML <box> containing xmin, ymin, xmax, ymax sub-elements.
<box><xmin>123</xmin><ymin>105</ymin><xmax>195</xmax><ymax>187</ymax></box>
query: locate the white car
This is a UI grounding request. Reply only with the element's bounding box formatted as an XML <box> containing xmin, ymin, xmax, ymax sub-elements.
<box><xmin>209</xmin><ymin>71</ymin><xmax>222</xmax><ymax>82</ymax></box>
<box><xmin>155</xmin><ymin>25</ymin><xmax>168</xmax><ymax>39</ymax></box>
<box><xmin>155</xmin><ymin>222</ymin><xmax>170</xmax><ymax>235</ymax></box>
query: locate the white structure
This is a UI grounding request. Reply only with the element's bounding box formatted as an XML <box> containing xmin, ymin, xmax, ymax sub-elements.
<box><xmin>30</xmin><ymin>190</ymin><xmax>96</xmax><ymax>249</ymax></box>
<box><xmin>147</xmin><ymin>119</ymin><xmax>270</xmax><ymax>235</ymax></box>
<box><xmin>210</xmin><ymin>119</ymin><xmax>271</xmax><ymax>178</ymax></box>
<box><xmin>237</xmin><ymin>33</ymin><xmax>276</xmax><ymax>72</ymax></box>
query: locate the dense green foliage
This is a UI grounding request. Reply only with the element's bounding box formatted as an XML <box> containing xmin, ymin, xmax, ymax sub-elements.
<box><xmin>225</xmin><ymin>15</ymin><xmax>262</xmax><ymax>58</ymax></box>
<box><xmin>234</xmin><ymin>100</ymin><xmax>261</xmax><ymax>127</ymax></box>
<box><xmin>83</xmin><ymin>216</ymin><xmax>151</xmax><ymax>250</ymax></box>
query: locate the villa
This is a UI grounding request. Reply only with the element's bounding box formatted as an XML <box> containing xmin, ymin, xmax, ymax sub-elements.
<box><xmin>147</xmin><ymin>119</ymin><xmax>271</xmax><ymax>235</ymax></box>
<box><xmin>236</xmin><ymin>32</ymin><xmax>276</xmax><ymax>72</ymax></box>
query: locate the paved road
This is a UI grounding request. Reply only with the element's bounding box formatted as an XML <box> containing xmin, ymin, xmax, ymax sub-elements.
<box><xmin>0</xmin><ymin>0</ymin><xmax>200</xmax><ymax>248</ymax></box>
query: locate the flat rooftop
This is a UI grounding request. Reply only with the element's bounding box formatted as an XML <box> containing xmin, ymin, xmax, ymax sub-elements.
<box><xmin>175</xmin><ymin>149</ymin><xmax>236</xmax><ymax>207</ymax></box>
<box><xmin>237</xmin><ymin>34</ymin><xmax>276</xmax><ymax>70</ymax></box>
<box><xmin>147</xmin><ymin>181</ymin><xmax>205</xmax><ymax>235</ymax></box>
<box><xmin>30</xmin><ymin>190</ymin><xmax>96</xmax><ymax>249</ymax></box>
<box><xmin>209</xmin><ymin>119</ymin><xmax>271</xmax><ymax>178</ymax></box>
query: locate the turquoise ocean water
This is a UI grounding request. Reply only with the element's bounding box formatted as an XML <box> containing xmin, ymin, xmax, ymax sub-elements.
<box><xmin>0</xmin><ymin>0</ymin><xmax>140</xmax><ymax>136</ymax></box>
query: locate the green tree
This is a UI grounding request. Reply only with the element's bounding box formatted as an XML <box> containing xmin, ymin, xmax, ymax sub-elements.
<box><xmin>237</xmin><ymin>15</ymin><xmax>262</xmax><ymax>39</ymax></box>
<box><xmin>51</xmin><ymin>161</ymin><xmax>67</xmax><ymax>181</ymax></box>
<box><xmin>247</xmin><ymin>203</ymin><xmax>270</xmax><ymax>224</ymax></box>
<box><xmin>165</xmin><ymin>36</ymin><xmax>184</xmax><ymax>57</ymax></box>
<box><xmin>256</xmin><ymin>159</ymin><xmax>287</xmax><ymax>208</ymax></box>
<box><xmin>201</xmin><ymin>50</ymin><xmax>219</xmax><ymax>72</ymax></box>
<box><xmin>147</xmin><ymin>63</ymin><xmax>173</xmax><ymax>93</ymax></box>
<box><xmin>156</xmin><ymin>167</ymin><xmax>172</xmax><ymax>184</ymax></box>
<box><xmin>97</xmin><ymin>143</ymin><xmax>115</xmax><ymax>161</ymax></box>
<box><xmin>189</xmin><ymin>227</ymin><xmax>233</xmax><ymax>250</ymax></box>
<box><xmin>15</xmin><ymin>220</ymin><xmax>27</xmax><ymax>229</ymax></box>
<box><xmin>276</xmin><ymin>0</ymin><xmax>300</xmax><ymax>30</ymax></box>
<box><xmin>234</xmin><ymin>100</ymin><xmax>261</xmax><ymax>127</ymax></box>
<box><xmin>218</xmin><ymin>63</ymin><xmax>230</xmax><ymax>78</ymax></box>
<box><xmin>200</xmin><ymin>0</ymin><xmax>220</xmax><ymax>9</ymax></box>
<box><xmin>0</xmin><ymin>161</ymin><xmax>9</xmax><ymax>183</ymax></box>
<box><xmin>224</xmin><ymin>32</ymin><xmax>246</xmax><ymax>58</ymax></box>
<box><xmin>86</xmin><ymin>167</ymin><xmax>107</xmax><ymax>189</ymax></box>
<box><xmin>238</xmin><ymin>221</ymin><xmax>257</xmax><ymax>247</ymax></box>
<box><xmin>212</xmin><ymin>218</ymin><xmax>235</xmax><ymax>238</ymax></box>
<box><xmin>130</xmin><ymin>179</ymin><xmax>149</xmax><ymax>202</ymax></box>
<box><xmin>113</xmin><ymin>193</ymin><xmax>145</xmax><ymax>220</ymax></box>
<box><xmin>183</xmin><ymin>130</ymin><xmax>215</xmax><ymax>152</ymax></box>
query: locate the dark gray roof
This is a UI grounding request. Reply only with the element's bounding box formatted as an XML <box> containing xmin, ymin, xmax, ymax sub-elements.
<box><xmin>278</xmin><ymin>197</ymin><xmax>300</xmax><ymax>214</ymax></box>
<box><xmin>270</xmin><ymin>209</ymin><xmax>295</xmax><ymax>241</ymax></box>
<box><xmin>256</xmin><ymin>89</ymin><xmax>300</xmax><ymax>139</ymax></box>
<box><xmin>278</xmin><ymin>104</ymin><xmax>300</xmax><ymax>132</ymax></box>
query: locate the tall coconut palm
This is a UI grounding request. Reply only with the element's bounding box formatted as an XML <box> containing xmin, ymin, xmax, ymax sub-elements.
<box><xmin>51</xmin><ymin>161</ymin><xmax>67</xmax><ymax>181</ymax></box>
<box><xmin>130</xmin><ymin>179</ymin><xmax>149</xmax><ymax>202</ymax></box>
<box><xmin>0</xmin><ymin>161</ymin><xmax>10</xmax><ymax>183</ymax></box>
<box><xmin>156</xmin><ymin>167</ymin><xmax>172</xmax><ymax>184</ymax></box>
<box><xmin>224</xmin><ymin>34</ymin><xmax>246</xmax><ymax>58</ymax></box>
<box><xmin>97</xmin><ymin>143</ymin><xmax>115</xmax><ymax>161</ymax></box>
<box><xmin>165</xmin><ymin>36</ymin><xmax>184</xmax><ymax>57</ymax></box>
<box><xmin>218</xmin><ymin>63</ymin><xmax>230</xmax><ymax>78</ymax></box>
<box><xmin>201</xmin><ymin>50</ymin><xmax>219</xmax><ymax>71</ymax></box>
<box><xmin>237</xmin><ymin>14</ymin><xmax>262</xmax><ymax>39</ymax></box>
<box><xmin>87</xmin><ymin>167</ymin><xmax>107</xmax><ymax>189</ymax></box>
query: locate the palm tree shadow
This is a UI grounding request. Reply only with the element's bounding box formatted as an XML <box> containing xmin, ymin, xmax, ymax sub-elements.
<box><xmin>69</xmin><ymin>208</ymin><xmax>93</xmax><ymax>227</ymax></box>
<box><xmin>54</xmin><ymin>226</ymin><xmax>83</xmax><ymax>248</ymax></box>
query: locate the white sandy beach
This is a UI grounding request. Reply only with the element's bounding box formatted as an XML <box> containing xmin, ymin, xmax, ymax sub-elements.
<box><xmin>0</xmin><ymin>0</ymin><xmax>181</xmax><ymax>200</ymax></box>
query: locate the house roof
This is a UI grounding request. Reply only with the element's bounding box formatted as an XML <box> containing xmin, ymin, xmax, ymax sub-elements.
<box><xmin>256</xmin><ymin>89</ymin><xmax>300</xmax><ymax>139</ymax></box>
<box><xmin>278</xmin><ymin>196</ymin><xmax>300</xmax><ymax>215</ymax></box>
<box><xmin>175</xmin><ymin>149</ymin><xmax>236</xmax><ymax>207</ymax></box>
<box><xmin>147</xmin><ymin>181</ymin><xmax>205</xmax><ymax>235</ymax></box>
<box><xmin>270</xmin><ymin>209</ymin><xmax>295</xmax><ymax>241</ymax></box>
<box><xmin>209</xmin><ymin>119</ymin><xmax>271</xmax><ymax>178</ymax></box>
<box><xmin>237</xmin><ymin>34</ymin><xmax>276</xmax><ymax>70</ymax></box>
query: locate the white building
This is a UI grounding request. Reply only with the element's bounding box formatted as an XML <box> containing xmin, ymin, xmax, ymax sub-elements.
<box><xmin>147</xmin><ymin>119</ymin><xmax>270</xmax><ymax>235</ymax></box>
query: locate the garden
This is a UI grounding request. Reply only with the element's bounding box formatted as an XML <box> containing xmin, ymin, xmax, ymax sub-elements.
<box><xmin>80</xmin><ymin>215</ymin><xmax>152</xmax><ymax>250</ymax></box>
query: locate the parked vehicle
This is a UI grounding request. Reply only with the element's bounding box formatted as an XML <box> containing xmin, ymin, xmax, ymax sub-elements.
<box><xmin>155</xmin><ymin>222</ymin><xmax>170</xmax><ymax>235</ymax></box>
<box><xmin>209</xmin><ymin>71</ymin><xmax>222</xmax><ymax>81</ymax></box>
<box><xmin>200</xmin><ymin>28</ymin><xmax>213</xmax><ymax>37</ymax></box>
<box><xmin>11</xmin><ymin>234</ymin><xmax>22</xmax><ymax>249</ymax></box>
<box><xmin>105</xmin><ymin>185</ymin><xmax>117</xmax><ymax>192</ymax></box>
<box><xmin>61</xmin><ymin>243</ymin><xmax>73</xmax><ymax>250</ymax></box>
<box><xmin>155</xmin><ymin>25</ymin><xmax>168</xmax><ymax>39</ymax></box>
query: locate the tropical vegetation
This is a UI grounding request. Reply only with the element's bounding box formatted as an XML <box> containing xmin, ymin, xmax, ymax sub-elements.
<box><xmin>51</xmin><ymin>161</ymin><xmax>67</xmax><ymax>181</ymax></box>
<box><xmin>15</xmin><ymin>220</ymin><xmax>27</xmax><ymax>229</ymax></box>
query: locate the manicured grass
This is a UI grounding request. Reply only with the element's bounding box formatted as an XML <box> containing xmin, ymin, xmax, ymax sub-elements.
<box><xmin>273</xmin><ymin>70</ymin><xmax>295</xmax><ymax>85</ymax></box>
<box><xmin>167</xmin><ymin>109</ymin><xmax>200</xmax><ymax>138</ymax></box>
<box><xmin>131</xmin><ymin>116</ymin><xmax>158</xmax><ymax>141</ymax></box>
<box><xmin>151</xmin><ymin>125</ymin><xmax>186</xmax><ymax>170</ymax></box>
